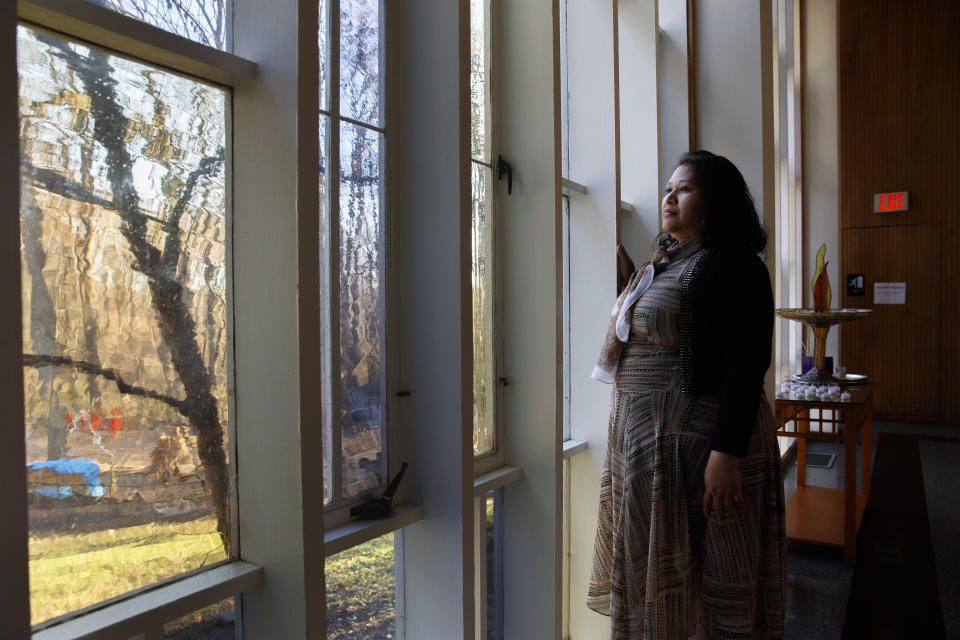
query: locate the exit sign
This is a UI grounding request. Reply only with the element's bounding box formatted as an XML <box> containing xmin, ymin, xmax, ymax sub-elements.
<box><xmin>873</xmin><ymin>191</ymin><xmax>909</xmax><ymax>213</ymax></box>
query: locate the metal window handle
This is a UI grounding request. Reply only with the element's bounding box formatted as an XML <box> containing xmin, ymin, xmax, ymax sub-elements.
<box><xmin>497</xmin><ymin>155</ymin><xmax>513</xmax><ymax>195</ymax></box>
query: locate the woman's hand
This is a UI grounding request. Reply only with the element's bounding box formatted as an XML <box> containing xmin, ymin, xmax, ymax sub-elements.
<box><xmin>616</xmin><ymin>244</ymin><xmax>635</xmax><ymax>294</ymax></box>
<box><xmin>703</xmin><ymin>450</ymin><xmax>745</xmax><ymax>524</ymax></box>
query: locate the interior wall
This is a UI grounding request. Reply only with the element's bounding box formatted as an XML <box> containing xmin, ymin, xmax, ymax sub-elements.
<box><xmin>695</xmin><ymin>0</ymin><xmax>776</xmax><ymax>396</ymax></box>
<box><xmin>802</xmin><ymin>0</ymin><xmax>840</xmax><ymax>366</ymax></box>
<box><xmin>233</xmin><ymin>0</ymin><xmax>309</xmax><ymax>634</ymax></box>
<box><xmin>498</xmin><ymin>0</ymin><xmax>563</xmax><ymax>637</ymax></box>
<box><xmin>658</xmin><ymin>0</ymin><xmax>691</xmax><ymax>182</ymax></box>
<box><xmin>837</xmin><ymin>0</ymin><xmax>960</xmax><ymax>420</ymax></box>
<box><xmin>618</xmin><ymin>0</ymin><xmax>661</xmax><ymax>260</ymax></box>
<box><xmin>394</xmin><ymin>0</ymin><xmax>474</xmax><ymax>636</ymax></box>
<box><xmin>694</xmin><ymin>0</ymin><xmax>768</xmax><ymax>209</ymax></box>
<box><xmin>564</xmin><ymin>0</ymin><xmax>618</xmax><ymax>634</ymax></box>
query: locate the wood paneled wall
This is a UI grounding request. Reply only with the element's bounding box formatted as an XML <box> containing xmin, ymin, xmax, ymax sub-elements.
<box><xmin>837</xmin><ymin>0</ymin><xmax>960</xmax><ymax>420</ymax></box>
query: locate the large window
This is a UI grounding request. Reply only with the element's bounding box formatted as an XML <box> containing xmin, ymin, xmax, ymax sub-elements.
<box><xmin>320</xmin><ymin>0</ymin><xmax>389</xmax><ymax>509</ymax></box>
<box><xmin>471</xmin><ymin>0</ymin><xmax>498</xmax><ymax>458</ymax></box>
<box><xmin>18</xmin><ymin>24</ymin><xmax>232</xmax><ymax>625</ymax></box>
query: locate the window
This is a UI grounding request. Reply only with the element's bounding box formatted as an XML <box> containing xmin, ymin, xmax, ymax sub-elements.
<box><xmin>18</xmin><ymin>23</ymin><xmax>233</xmax><ymax>626</ymax></box>
<box><xmin>325</xmin><ymin>533</ymin><xmax>397</xmax><ymax>639</ymax></box>
<box><xmin>320</xmin><ymin>0</ymin><xmax>390</xmax><ymax>514</ymax></box>
<box><xmin>470</xmin><ymin>0</ymin><xmax>499</xmax><ymax>459</ymax></box>
<box><xmin>84</xmin><ymin>0</ymin><xmax>230</xmax><ymax>50</ymax></box>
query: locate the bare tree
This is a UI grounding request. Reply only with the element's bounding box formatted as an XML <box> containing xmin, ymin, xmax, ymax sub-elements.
<box><xmin>22</xmin><ymin>35</ymin><xmax>231</xmax><ymax>548</ymax></box>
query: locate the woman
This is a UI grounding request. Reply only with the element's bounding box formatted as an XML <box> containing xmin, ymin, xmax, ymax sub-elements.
<box><xmin>587</xmin><ymin>150</ymin><xmax>786</xmax><ymax>640</ymax></box>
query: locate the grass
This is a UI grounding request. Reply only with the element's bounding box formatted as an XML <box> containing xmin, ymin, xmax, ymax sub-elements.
<box><xmin>30</xmin><ymin>519</ymin><xmax>396</xmax><ymax>636</ymax></box>
<box><xmin>29</xmin><ymin>517</ymin><xmax>226</xmax><ymax>625</ymax></box>
<box><xmin>326</xmin><ymin>533</ymin><xmax>396</xmax><ymax>639</ymax></box>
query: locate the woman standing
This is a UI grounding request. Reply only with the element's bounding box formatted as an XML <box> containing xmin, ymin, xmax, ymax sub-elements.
<box><xmin>587</xmin><ymin>150</ymin><xmax>786</xmax><ymax>639</ymax></box>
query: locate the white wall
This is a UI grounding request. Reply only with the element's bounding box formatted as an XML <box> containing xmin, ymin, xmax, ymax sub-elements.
<box><xmin>803</xmin><ymin>0</ymin><xmax>840</xmax><ymax>360</ymax></box>
<box><xmin>564</xmin><ymin>0</ymin><xmax>618</xmax><ymax>636</ymax></box>
<box><xmin>394</xmin><ymin>0</ymin><xmax>474</xmax><ymax>637</ymax></box>
<box><xmin>619</xmin><ymin>0</ymin><xmax>662</xmax><ymax>260</ymax></box>
<box><xmin>695</xmin><ymin>0</ymin><xmax>770</xmax><ymax>215</ymax></box>
<box><xmin>233</xmin><ymin>0</ymin><xmax>312</xmax><ymax>634</ymax></box>
<box><xmin>658</xmin><ymin>0</ymin><xmax>691</xmax><ymax>180</ymax></box>
<box><xmin>498</xmin><ymin>0</ymin><xmax>563</xmax><ymax>637</ymax></box>
<box><xmin>695</xmin><ymin>0</ymin><xmax>776</xmax><ymax>396</ymax></box>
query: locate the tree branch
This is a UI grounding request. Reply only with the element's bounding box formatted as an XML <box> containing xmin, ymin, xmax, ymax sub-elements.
<box><xmin>23</xmin><ymin>354</ymin><xmax>186</xmax><ymax>411</ymax></box>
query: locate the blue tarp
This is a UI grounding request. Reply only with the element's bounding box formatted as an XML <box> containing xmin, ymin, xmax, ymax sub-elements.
<box><xmin>27</xmin><ymin>457</ymin><xmax>104</xmax><ymax>498</ymax></box>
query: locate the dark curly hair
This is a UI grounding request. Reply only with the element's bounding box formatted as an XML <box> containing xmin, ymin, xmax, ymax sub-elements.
<box><xmin>661</xmin><ymin>150</ymin><xmax>767</xmax><ymax>255</ymax></box>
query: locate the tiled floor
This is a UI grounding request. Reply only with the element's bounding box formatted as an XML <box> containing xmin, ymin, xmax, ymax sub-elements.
<box><xmin>782</xmin><ymin>420</ymin><xmax>958</xmax><ymax>639</ymax></box>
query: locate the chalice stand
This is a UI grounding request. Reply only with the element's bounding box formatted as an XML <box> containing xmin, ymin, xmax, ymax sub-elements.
<box><xmin>776</xmin><ymin>309</ymin><xmax>872</xmax><ymax>384</ymax></box>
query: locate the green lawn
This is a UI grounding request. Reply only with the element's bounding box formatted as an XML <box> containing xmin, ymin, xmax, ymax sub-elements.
<box><xmin>326</xmin><ymin>533</ymin><xmax>396</xmax><ymax>639</ymax></box>
<box><xmin>30</xmin><ymin>520</ymin><xmax>397</xmax><ymax>637</ymax></box>
<box><xmin>29</xmin><ymin>517</ymin><xmax>226</xmax><ymax>625</ymax></box>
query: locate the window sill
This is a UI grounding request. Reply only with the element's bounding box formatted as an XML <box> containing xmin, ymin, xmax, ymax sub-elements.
<box><xmin>562</xmin><ymin>439</ymin><xmax>588</xmax><ymax>459</ymax></box>
<box><xmin>324</xmin><ymin>502</ymin><xmax>424</xmax><ymax>557</ymax></box>
<box><xmin>473</xmin><ymin>465</ymin><xmax>523</xmax><ymax>496</ymax></box>
<box><xmin>33</xmin><ymin>561</ymin><xmax>262</xmax><ymax>640</ymax></box>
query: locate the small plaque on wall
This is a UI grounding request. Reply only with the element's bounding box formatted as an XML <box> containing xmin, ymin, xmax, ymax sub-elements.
<box><xmin>847</xmin><ymin>274</ymin><xmax>865</xmax><ymax>297</ymax></box>
<box><xmin>874</xmin><ymin>282</ymin><xmax>906</xmax><ymax>305</ymax></box>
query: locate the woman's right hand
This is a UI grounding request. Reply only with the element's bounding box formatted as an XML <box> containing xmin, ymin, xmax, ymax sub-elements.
<box><xmin>616</xmin><ymin>244</ymin><xmax>635</xmax><ymax>294</ymax></box>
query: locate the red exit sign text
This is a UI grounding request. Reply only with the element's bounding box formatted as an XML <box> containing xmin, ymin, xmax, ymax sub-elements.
<box><xmin>873</xmin><ymin>191</ymin><xmax>909</xmax><ymax>213</ymax></box>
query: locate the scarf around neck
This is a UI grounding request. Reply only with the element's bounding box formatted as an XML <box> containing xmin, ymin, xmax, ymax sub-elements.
<box><xmin>591</xmin><ymin>237</ymin><xmax>703</xmax><ymax>383</ymax></box>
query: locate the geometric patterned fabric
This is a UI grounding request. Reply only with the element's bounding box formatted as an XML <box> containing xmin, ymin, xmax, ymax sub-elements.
<box><xmin>587</xmin><ymin>249</ymin><xmax>786</xmax><ymax>639</ymax></box>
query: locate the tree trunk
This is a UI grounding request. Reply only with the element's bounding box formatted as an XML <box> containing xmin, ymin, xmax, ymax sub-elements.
<box><xmin>38</xmin><ymin>37</ymin><xmax>231</xmax><ymax>549</ymax></box>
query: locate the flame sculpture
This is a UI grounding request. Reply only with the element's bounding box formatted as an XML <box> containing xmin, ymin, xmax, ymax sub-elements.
<box><xmin>812</xmin><ymin>243</ymin><xmax>832</xmax><ymax>312</ymax></box>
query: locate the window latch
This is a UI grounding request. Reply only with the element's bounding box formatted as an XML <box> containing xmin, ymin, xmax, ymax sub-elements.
<box><xmin>497</xmin><ymin>155</ymin><xmax>513</xmax><ymax>195</ymax></box>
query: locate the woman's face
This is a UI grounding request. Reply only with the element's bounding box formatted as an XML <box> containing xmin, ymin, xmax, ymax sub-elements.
<box><xmin>661</xmin><ymin>163</ymin><xmax>703</xmax><ymax>243</ymax></box>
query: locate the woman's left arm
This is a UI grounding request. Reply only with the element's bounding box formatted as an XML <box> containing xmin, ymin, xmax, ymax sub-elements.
<box><xmin>702</xmin><ymin>252</ymin><xmax>774</xmax><ymax>523</ymax></box>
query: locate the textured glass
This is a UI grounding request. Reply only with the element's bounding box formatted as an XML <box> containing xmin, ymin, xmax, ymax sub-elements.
<box><xmin>339</xmin><ymin>121</ymin><xmax>385</xmax><ymax>498</ymax></box>
<box><xmin>319</xmin><ymin>0</ymin><xmax>329</xmax><ymax>111</ymax></box>
<box><xmin>319</xmin><ymin>114</ymin><xmax>333</xmax><ymax>505</ymax></box>
<box><xmin>88</xmin><ymin>0</ymin><xmax>228</xmax><ymax>50</ymax></box>
<box><xmin>470</xmin><ymin>0</ymin><xmax>492</xmax><ymax>162</ymax></box>
<box><xmin>472</xmin><ymin>163</ymin><xmax>495</xmax><ymax>456</ymax></box>
<box><xmin>163</xmin><ymin>597</ymin><xmax>235</xmax><ymax>638</ymax></box>
<box><xmin>340</xmin><ymin>0</ymin><xmax>382</xmax><ymax>126</ymax></box>
<box><xmin>18</xmin><ymin>26</ymin><xmax>229</xmax><ymax>624</ymax></box>
<box><xmin>326</xmin><ymin>533</ymin><xmax>396</xmax><ymax>639</ymax></box>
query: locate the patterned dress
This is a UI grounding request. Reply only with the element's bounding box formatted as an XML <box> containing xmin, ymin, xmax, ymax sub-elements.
<box><xmin>587</xmin><ymin>249</ymin><xmax>786</xmax><ymax>640</ymax></box>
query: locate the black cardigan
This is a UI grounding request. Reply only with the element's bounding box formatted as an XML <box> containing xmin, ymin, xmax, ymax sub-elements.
<box><xmin>678</xmin><ymin>246</ymin><xmax>774</xmax><ymax>458</ymax></box>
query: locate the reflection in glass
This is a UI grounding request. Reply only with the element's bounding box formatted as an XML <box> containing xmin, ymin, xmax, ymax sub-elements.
<box><xmin>340</xmin><ymin>0</ymin><xmax>382</xmax><ymax>126</ymax></box>
<box><xmin>470</xmin><ymin>0</ymin><xmax>492</xmax><ymax>162</ymax></box>
<box><xmin>164</xmin><ymin>597</ymin><xmax>235</xmax><ymax>638</ymax></box>
<box><xmin>18</xmin><ymin>26</ymin><xmax>229</xmax><ymax>624</ymax></box>
<box><xmin>339</xmin><ymin>121</ymin><xmax>385</xmax><ymax>498</ymax></box>
<box><xmin>472</xmin><ymin>163</ymin><xmax>495</xmax><ymax>456</ymax></box>
<box><xmin>86</xmin><ymin>0</ymin><xmax>229</xmax><ymax>50</ymax></box>
<box><xmin>326</xmin><ymin>533</ymin><xmax>396</xmax><ymax>639</ymax></box>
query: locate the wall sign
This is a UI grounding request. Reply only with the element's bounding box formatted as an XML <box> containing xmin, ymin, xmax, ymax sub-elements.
<box><xmin>847</xmin><ymin>274</ymin><xmax>865</xmax><ymax>297</ymax></box>
<box><xmin>873</xmin><ymin>191</ymin><xmax>909</xmax><ymax>213</ymax></box>
<box><xmin>874</xmin><ymin>282</ymin><xmax>906</xmax><ymax>305</ymax></box>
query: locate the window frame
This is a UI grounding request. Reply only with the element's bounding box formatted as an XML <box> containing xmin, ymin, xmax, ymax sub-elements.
<box><xmin>8</xmin><ymin>1</ymin><xmax>265</xmax><ymax>635</ymax></box>
<box><xmin>318</xmin><ymin>0</ymin><xmax>407</xmax><ymax>533</ymax></box>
